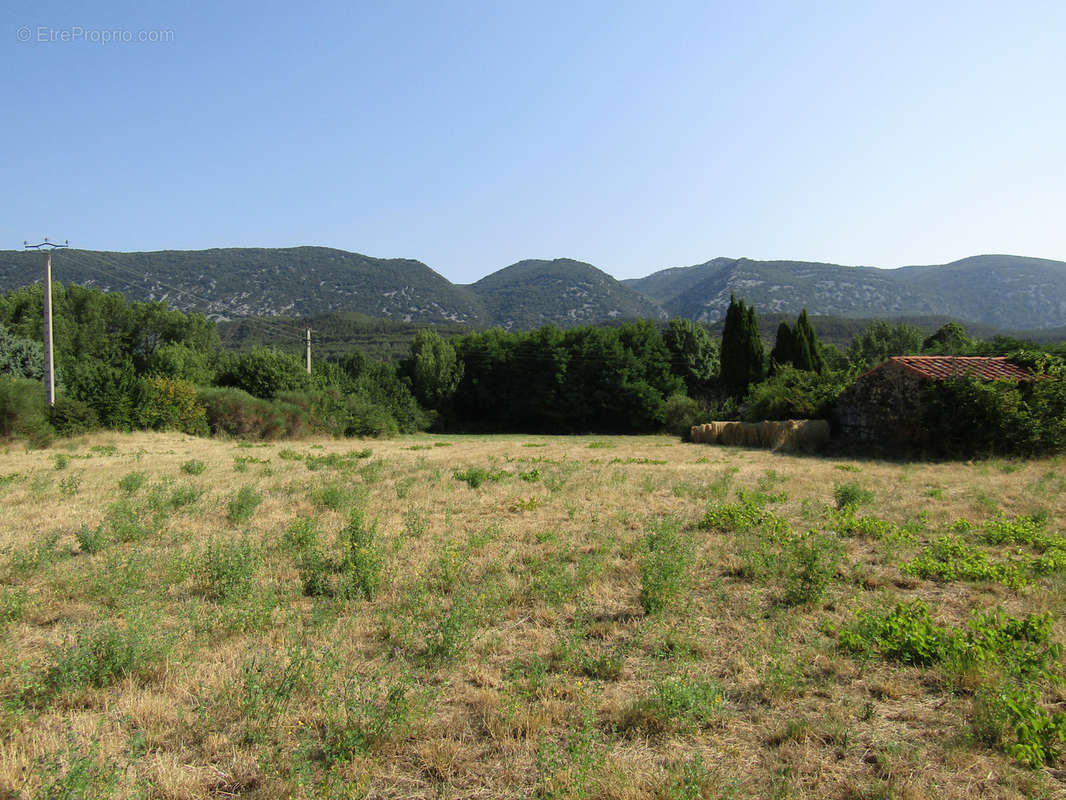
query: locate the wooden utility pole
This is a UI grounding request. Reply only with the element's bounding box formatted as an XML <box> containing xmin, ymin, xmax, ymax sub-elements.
<box><xmin>23</xmin><ymin>239</ymin><xmax>68</xmax><ymax>406</ymax></box>
<box><xmin>305</xmin><ymin>328</ymin><xmax>312</xmax><ymax>374</ymax></box>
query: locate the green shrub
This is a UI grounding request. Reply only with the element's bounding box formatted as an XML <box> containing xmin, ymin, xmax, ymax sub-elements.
<box><xmin>339</xmin><ymin>508</ymin><xmax>383</xmax><ymax>600</ymax></box>
<box><xmin>137</xmin><ymin>375</ymin><xmax>208</xmax><ymax>435</ymax></box>
<box><xmin>297</xmin><ymin>546</ymin><xmax>334</xmax><ymax>598</ymax></box>
<box><xmin>904</xmin><ymin>536</ymin><xmax>1028</xmax><ymax>588</ymax></box>
<box><xmin>742</xmin><ymin>365</ymin><xmax>850</xmax><ymax>421</ymax></box>
<box><xmin>981</xmin><ymin>513</ymin><xmax>1048</xmax><ymax>547</ymax></box>
<box><xmin>200</xmin><ymin>537</ymin><xmax>260</xmax><ymax>601</ymax></box>
<box><xmin>639</xmin><ymin>519</ymin><xmax>693</xmax><ymax>615</ymax></box>
<box><xmin>304</xmin><ymin>449</ymin><xmax>372</xmax><ymax>472</ymax></box>
<box><xmin>0</xmin><ymin>586</ymin><xmax>28</xmax><ymax>626</ymax></box>
<box><xmin>311</xmin><ymin>481</ymin><xmax>359</xmax><ymax>511</ymax></box>
<box><xmin>833</xmin><ymin>482</ymin><xmax>874</xmax><ymax>511</ymax></box>
<box><xmin>47</xmin><ymin>395</ymin><xmax>100</xmax><ymax>437</ymax></box>
<box><xmin>423</xmin><ymin>590</ymin><xmax>480</xmax><ymax>664</ymax></box>
<box><xmin>75</xmin><ymin>524</ymin><xmax>108</xmax><ymax>554</ymax></box>
<box><xmin>180</xmin><ymin>459</ymin><xmax>206</xmax><ymax>476</ymax></box>
<box><xmin>781</xmin><ymin>531</ymin><xmax>842</xmax><ymax>606</ymax></box>
<box><xmin>104</xmin><ymin>498</ymin><xmax>163</xmax><ymax>542</ymax></box>
<box><xmin>0</xmin><ymin>376</ymin><xmax>53</xmax><ymax>447</ymax></box>
<box><xmin>216</xmin><ymin>347</ymin><xmax>310</xmax><ymax>399</ymax></box>
<box><xmin>838</xmin><ymin>602</ymin><xmax>1066</xmax><ymax>768</ymax></box>
<box><xmin>283</xmin><ymin>516</ymin><xmax>321</xmax><ymax>552</ymax></box>
<box><xmin>118</xmin><ymin>471</ymin><xmax>147</xmax><ymax>494</ymax></box>
<box><xmin>698</xmin><ymin>496</ymin><xmax>789</xmax><ymax>536</ymax></box>
<box><xmin>402</xmin><ymin>508</ymin><xmax>429</xmax><ymax>538</ymax></box>
<box><xmin>227</xmin><ymin>486</ymin><xmax>262</xmax><ymax>524</ymax></box>
<box><xmin>919</xmin><ymin>374</ymin><xmax>1066</xmax><ymax>457</ymax></box>
<box><xmin>63</xmin><ymin>358</ymin><xmax>141</xmax><ymax>432</ymax></box>
<box><xmin>302</xmin><ymin>389</ymin><xmax>402</xmax><ymax>438</ymax></box>
<box><xmin>40</xmin><ymin>618</ymin><xmax>168</xmax><ymax>699</ymax></box>
<box><xmin>453</xmin><ymin>466</ymin><xmax>506</xmax><ymax>488</ymax></box>
<box><xmin>318</xmin><ymin>671</ymin><xmax>423</xmax><ymax>761</ymax></box>
<box><xmin>622</xmin><ymin>674</ymin><xmax>726</xmax><ymax>734</ymax></box>
<box><xmin>198</xmin><ymin>386</ymin><xmax>311</xmax><ymax>440</ymax></box>
<box><xmin>978</xmin><ymin>684</ymin><xmax>1066</xmax><ymax>768</ymax></box>
<box><xmin>167</xmin><ymin>483</ymin><xmax>203</xmax><ymax>510</ymax></box>
<box><xmin>663</xmin><ymin>393</ymin><xmax>704</xmax><ymax>438</ymax></box>
<box><xmin>838</xmin><ymin>600</ymin><xmax>948</xmax><ymax>666</ymax></box>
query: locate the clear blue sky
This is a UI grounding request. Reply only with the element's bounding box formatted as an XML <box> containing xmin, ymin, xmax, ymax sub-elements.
<box><xmin>3</xmin><ymin>0</ymin><xmax>1064</xmax><ymax>283</ymax></box>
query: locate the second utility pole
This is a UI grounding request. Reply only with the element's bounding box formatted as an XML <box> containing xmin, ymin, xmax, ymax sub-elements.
<box><xmin>305</xmin><ymin>328</ymin><xmax>312</xmax><ymax>374</ymax></box>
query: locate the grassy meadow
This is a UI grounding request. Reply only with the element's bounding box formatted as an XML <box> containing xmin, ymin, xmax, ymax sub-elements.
<box><xmin>0</xmin><ymin>432</ymin><xmax>1064</xmax><ymax>799</ymax></box>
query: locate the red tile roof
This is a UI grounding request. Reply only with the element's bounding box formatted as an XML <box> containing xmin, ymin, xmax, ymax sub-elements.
<box><xmin>879</xmin><ymin>356</ymin><xmax>1035</xmax><ymax>382</ymax></box>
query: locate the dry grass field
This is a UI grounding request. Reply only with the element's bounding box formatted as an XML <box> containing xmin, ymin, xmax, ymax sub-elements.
<box><xmin>0</xmin><ymin>431</ymin><xmax>1064</xmax><ymax>799</ymax></box>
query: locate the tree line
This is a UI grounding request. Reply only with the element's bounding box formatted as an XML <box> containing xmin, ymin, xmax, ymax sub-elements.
<box><xmin>0</xmin><ymin>283</ymin><xmax>1064</xmax><ymax>455</ymax></box>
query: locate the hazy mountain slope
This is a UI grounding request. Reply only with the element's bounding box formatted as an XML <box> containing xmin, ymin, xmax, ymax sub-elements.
<box><xmin>2</xmin><ymin>246</ymin><xmax>1065</xmax><ymax>333</ymax></box>
<box><xmin>891</xmin><ymin>255</ymin><xmax>1066</xmax><ymax>330</ymax></box>
<box><xmin>638</xmin><ymin>254</ymin><xmax>1066</xmax><ymax>329</ymax></box>
<box><xmin>620</xmin><ymin>257</ymin><xmax>734</xmax><ymax>305</ymax></box>
<box><xmin>0</xmin><ymin>247</ymin><xmax>490</xmax><ymax>325</ymax></box>
<box><xmin>469</xmin><ymin>258</ymin><xmax>667</xmax><ymax>330</ymax></box>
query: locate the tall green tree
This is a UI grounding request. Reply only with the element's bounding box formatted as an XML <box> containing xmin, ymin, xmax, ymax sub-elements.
<box><xmin>769</xmin><ymin>321</ymin><xmax>795</xmax><ymax>374</ymax></box>
<box><xmin>848</xmin><ymin>321</ymin><xmax>923</xmax><ymax>368</ymax></box>
<box><xmin>922</xmin><ymin>322</ymin><xmax>974</xmax><ymax>354</ymax></box>
<box><xmin>216</xmin><ymin>347</ymin><xmax>310</xmax><ymax>399</ymax></box>
<box><xmin>720</xmin><ymin>294</ymin><xmax>764</xmax><ymax>396</ymax></box>
<box><xmin>793</xmin><ymin>309</ymin><xmax>825</xmax><ymax>373</ymax></box>
<box><xmin>0</xmin><ymin>323</ymin><xmax>44</xmax><ymax>381</ymax></box>
<box><xmin>401</xmin><ymin>329</ymin><xmax>463</xmax><ymax>410</ymax></box>
<box><xmin>662</xmin><ymin>318</ymin><xmax>719</xmax><ymax>399</ymax></box>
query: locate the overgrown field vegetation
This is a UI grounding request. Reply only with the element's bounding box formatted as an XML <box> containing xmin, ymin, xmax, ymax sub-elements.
<box><xmin>1</xmin><ymin>432</ymin><xmax>1065</xmax><ymax>798</ymax></box>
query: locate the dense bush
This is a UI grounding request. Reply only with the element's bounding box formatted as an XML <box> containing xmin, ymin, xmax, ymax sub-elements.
<box><xmin>451</xmin><ymin>322</ymin><xmax>683</xmax><ymax>433</ymax></box>
<box><xmin>920</xmin><ymin>376</ymin><xmax>1066</xmax><ymax>457</ymax></box>
<box><xmin>0</xmin><ymin>377</ymin><xmax>53</xmax><ymax>447</ymax></box>
<box><xmin>663</xmin><ymin>393</ymin><xmax>705</xmax><ymax>438</ymax></box>
<box><xmin>216</xmin><ymin>347</ymin><xmax>310</xmax><ymax>399</ymax></box>
<box><xmin>138</xmin><ymin>376</ymin><xmax>209</xmax><ymax>435</ymax></box>
<box><xmin>63</xmin><ymin>358</ymin><xmax>143</xmax><ymax>430</ymax></box>
<box><xmin>145</xmin><ymin>342</ymin><xmax>217</xmax><ymax>385</ymax></box>
<box><xmin>197</xmin><ymin>386</ymin><xmax>311</xmax><ymax>439</ymax></box>
<box><xmin>0</xmin><ymin>323</ymin><xmax>45</xmax><ymax>381</ymax></box>
<box><xmin>743</xmin><ymin>366</ymin><xmax>853</xmax><ymax>422</ymax></box>
<box><xmin>48</xmin><ymin>395</ymin><xmax>100</xmax><ymax>437</ymax></box>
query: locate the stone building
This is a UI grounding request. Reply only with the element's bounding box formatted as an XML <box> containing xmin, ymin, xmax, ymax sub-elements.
<box><xmin>834</xmin><ymin>356</ymin><xmax>1036</xmax><ymax>445</ymax></box>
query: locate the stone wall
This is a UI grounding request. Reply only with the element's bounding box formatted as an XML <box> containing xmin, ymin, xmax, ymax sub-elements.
<box><xmin>833</xmin><ymin>363</ymin><xmax>929</xmax><ymax>445</ymax></box>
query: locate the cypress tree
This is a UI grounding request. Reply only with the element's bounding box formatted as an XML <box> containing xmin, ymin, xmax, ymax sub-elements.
<box><xmin>720</xmin><ymin>294</ymin><xmax>765</xmax><ymax>396</ymax></box>
<box><xmin>793</xmin><ymin>309</ymin><xmax>825</xmax><ymax>373</ymax></box>
<box><xmin>719</xmin><ymin>294</ymin><xmax>744</xmax><ymax>394</ymax></box>
<box><xmin>770</xmin><ymin>321</ymin><xmax>795</xmax><ymax>374</ymax></box>
<box><xmin>743</xmin><ymin>303</ymin><xmax>766</xmax><ymax>386</ymax></box>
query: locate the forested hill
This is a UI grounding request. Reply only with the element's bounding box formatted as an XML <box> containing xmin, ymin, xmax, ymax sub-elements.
<box><xmin>2</xmin><ymin>247</ymin><xmax>1066</xmax><ymax>332</ymax></box>
<box><xmin>467</xmin><ymin>258</ymin><xmax>667</xmax><ymax>330</ymax></box>
<box><xmin>0</xmin><ymin>247</ymin><xmax>490</xmax><ymax>326</ymax></box>
<box><xmin>623</xmin><ymin>254</ymin><xmax>1066</xmax><ymax>330</ymax></box>
<box><xmin>0</xmin><ymin>248</ymin><xmax>661</xmax><ymax>330</ymax></box>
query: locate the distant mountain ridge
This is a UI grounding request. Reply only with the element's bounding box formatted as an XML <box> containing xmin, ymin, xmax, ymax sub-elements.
<box><xmin>0</xmin><ymin>247</ymin><xmax>490</xmax><ymax>326</ymax></box>
<box><xmin>0</xmin><ymin>247</ymin><xmax>1064</xmax><ymax>332</ymax></box>
<box><xmin>623</xmin><ymin>254</ymin><xmax>1066</xmax><ymax>330</ymax></box>
<box><xmin>467</xmin><ymin>258</ymin><xmax>666</xmax><ymax>330</ymax></box>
